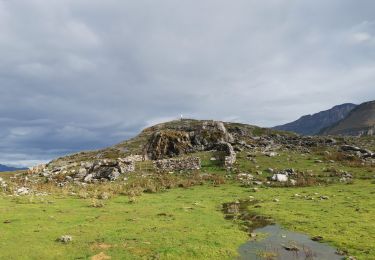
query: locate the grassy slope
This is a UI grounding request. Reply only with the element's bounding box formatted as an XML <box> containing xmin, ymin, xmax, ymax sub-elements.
<box><xmin>0</xmin><ymin>150</ymin><xmax>374</xmax><ymax>259</ymax></box>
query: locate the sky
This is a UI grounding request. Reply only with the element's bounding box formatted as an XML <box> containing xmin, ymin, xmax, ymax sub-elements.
<box><xmin>1</xmin><ymin>0</ymin><xmax>375</xmax><ymax>167</ymax></box>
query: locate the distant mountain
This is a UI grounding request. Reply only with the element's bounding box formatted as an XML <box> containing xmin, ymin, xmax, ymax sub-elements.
<box><xmin>322</xmin><ymin>100</ymin><xmax>375</xmax><ymax>136</ymax></box>
<box><xmin>0</xmin><ymin>164</ymin><xmax>27</xmax><ymax>172</ymax></box>
<box><xmin>273</xmin><ymin>103</ymin><xmax>357</xmax><ymax>135</ymax></box>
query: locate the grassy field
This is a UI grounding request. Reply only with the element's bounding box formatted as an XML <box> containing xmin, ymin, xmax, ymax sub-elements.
<box><xmin>0</xmin><ymin>150</ymin><xmax>374</xmax><ymax>259</ymax></box>
<box><xmin>0</xmin><ymin>180</ymin><xmax>374</xmax><ymax>259</ymax></box>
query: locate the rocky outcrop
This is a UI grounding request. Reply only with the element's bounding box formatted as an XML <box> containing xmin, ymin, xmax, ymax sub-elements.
<box><xmin>153</xmin><ymin>157</ymin><xmax>201</xmax><ymax>172</ymax></box>
<box><xmin>144</xmin><ymin>121</ymin><xmax>234</xmax><ymax>160</ymax></box>
<box><xmin>144</xmin><ymin>130</ymin><xmax>193</xmax><ymax>160</ymax></box>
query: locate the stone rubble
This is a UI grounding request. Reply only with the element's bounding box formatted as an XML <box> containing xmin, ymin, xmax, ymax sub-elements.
<box><xmin>15</xmin><ymin>187</ymin><xmax>30</xmax><ymax>195</ymax></box>
<box><xmin>153</xmin><ymin>157</ymin><xmax>201</xmax><ymax>172</ymax></box>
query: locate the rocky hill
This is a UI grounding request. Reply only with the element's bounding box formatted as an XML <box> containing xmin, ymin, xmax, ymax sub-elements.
<box><xmin>322</xmin><ymin>100</ymin><xmax>375</xmax><ymax>136</ymax></box>
<box><xmin>27</xmin><ymin>119</ymin><xmax>342</xmax><ymax>184</ymax></box>
<box><xmin>10</xmin><ymin>118</ymin><xmax>375</xmax><ymax>189</ymax></box>
<box><xmin>273</xmin><ymin>103</ymin><xmax>357</xmax><ymax>135</ymax></box>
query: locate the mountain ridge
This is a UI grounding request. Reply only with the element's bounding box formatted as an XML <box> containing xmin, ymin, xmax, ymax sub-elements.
<box><xmin>0</xmin><ymin>164</ymin><xmax>27</xmax><ymax>172</ymax></box>
<box><xmin>273</xmin><ymin>103</ymin><xmax>357</xmax><ymax>135</ymax></box>
<box><xmin>322</xmin><ymin>100</ymin><xmax>375</xmax><ymax>136</ymax></box>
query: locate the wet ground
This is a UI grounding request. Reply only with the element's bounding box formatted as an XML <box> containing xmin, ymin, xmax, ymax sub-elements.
<box><xmin>238</xmin><ymin>224</ymin><xmax>342</xmax><ymax>260</ymax></box>
<box><xmin>222</xmin><ymin>200</ymin><xmax>344</xmax><ymax>260</ymax></box>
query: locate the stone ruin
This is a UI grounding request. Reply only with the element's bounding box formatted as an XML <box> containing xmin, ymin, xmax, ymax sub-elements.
<box><xmin>153</xmin><ymin>157</ymin><xmax>201</xmax><ymax>172</ymax></box>
<box><xmin>80</xmin><ymin>158</ymin><xmax>135</xmax><ymax>183</ymax></box>
<box><xmin>215</xmin><ymin>142</ymin><xmax>237</xmax><ymax>168</ymax></box>
<box><xmin>28</xmin><ymin>155</ymin><xmax>140</xmax><ymax>183</ymax></box>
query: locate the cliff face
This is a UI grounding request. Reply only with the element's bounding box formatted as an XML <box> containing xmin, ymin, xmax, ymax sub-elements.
<box><xmin>273</xmin><ymin>103</ymin><xmax>357</xmax><ymax>135</ymax></box>
<box><xmin>322</xmin><ymin>101</ymin><xmax>375</xmax><ymax>136</ymax></box>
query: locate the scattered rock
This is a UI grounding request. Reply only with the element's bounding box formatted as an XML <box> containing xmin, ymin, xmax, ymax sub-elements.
<box><xmin>311</xmin><ymin>236</ymin><xmax>323</xmax><ymax>241</ymax></box>
<box><xmin>57</xmin><ymin>235</ymin><xmax>72</xmax><ymax>243</ymax></box>
<box><xmin>265</xmin><ymin>152</ymin><xmax>277</xmax><ymax>157</ymax></box>
<box><xmin>314</xmin><ymin>160</ymin><xmax>323</xmax><ymax>163</ymax></box>
<box><xmin>282</xmin><ymin>244</ymin><xmax>299</xmax><ymax>251</ymax></box>
<box><xmin>15</xmin><ymin>187</ymin><xmax>30</xmax><ymax>195</ymax></box>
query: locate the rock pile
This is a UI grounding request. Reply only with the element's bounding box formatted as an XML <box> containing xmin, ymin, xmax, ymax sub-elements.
<box><xmin>341</xmin><ymin>145</ymin><xmax>375</xmax><ymax>158</ymax></box>
<box><xmin>153</xmin><ymin>157</ymin><xmax>201</xmax><ymax>172</ymax></box>
<box><xmin>79</xmin><ymin>159</ymin><xmax>135</xmax><ymax>183</ymax></box>
<box><xmin>28</xmin><ymin>156</ymin><xmax>138</xmax><ymax>184</ymax></box>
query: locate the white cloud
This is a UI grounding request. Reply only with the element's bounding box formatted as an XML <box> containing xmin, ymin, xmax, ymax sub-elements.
<box><xmin>0</xmin><ymin>0</ymin><xmax>374</xmax><ymax>166</ymax></box>
<box><xmin>352</xmin><ymin>32</ymin><xmax>371</xmax><ymax>43</ymax></box>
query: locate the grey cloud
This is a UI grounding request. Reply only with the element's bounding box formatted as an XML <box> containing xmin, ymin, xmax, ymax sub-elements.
<box><xmin>0</xmin><ymin>0</ymin><xmax>374</xmax><ymax>166</ymax></box>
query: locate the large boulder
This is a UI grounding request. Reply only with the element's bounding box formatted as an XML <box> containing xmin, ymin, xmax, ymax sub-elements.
<box><xmin>144</xmin><ymin>130</ymin><xmax>193</xmax><ymax>160</ymax></box>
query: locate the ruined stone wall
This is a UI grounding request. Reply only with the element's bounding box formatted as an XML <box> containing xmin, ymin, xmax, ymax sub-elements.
<box><xmin>153</xmin><ymin>157</ymin><xmax>201</xmax><ymax>172</ymax></box>
<box><xmin>124</xmin><ymin>154</ymin><xmax>145</xmax><ymax>162</ymax></box>
<box><xmin>224</xmin><ymin>151</ymin><xmax>236</xmax><ymax>168</ymax></box>
<box><xmin>215</xmin><ymin>142</ymin><xmax>236</xmax><ymax>168</ymax></box>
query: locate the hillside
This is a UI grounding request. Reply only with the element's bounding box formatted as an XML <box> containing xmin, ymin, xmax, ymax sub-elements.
<box><xmin>48</xmin><ymin>119</ymin><xmax>290</xmax><ymax>167</ymax></box>
<box><xmin>273</xmin><ymin>103</ymin><xmax>357</xmax><ymax>135</ymax></box>
<box><xmin>2</xmin><ymin>118</ymin><xmax>375</xmax><ymax>259</ymax></box>
<box><xmin>322</xmin><ymin>100</ymin><xmax>375</xmax><ymax>136</ymax></box>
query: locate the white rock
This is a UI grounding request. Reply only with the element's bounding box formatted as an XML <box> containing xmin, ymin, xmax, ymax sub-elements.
<box><xmin>271</xmin><ymin>174</ymin><xmax>288</xmax><ymax>182</ymax></box>
<box><xmin>16</xmin><ymin>187</ymin><xmax>29</xmax><ymax>195</ymax></box>
<box><xmin>58</xmin><ymin>235</ymin><xmax>72</xmax><ymax>243</ymax></box>
<box><xmin>83</xmin><ymin>174</ymin><xmax>93</xmax><ymax>183</ymax></box>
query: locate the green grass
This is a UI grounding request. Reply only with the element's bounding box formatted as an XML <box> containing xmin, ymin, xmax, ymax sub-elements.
<box><xmin>250</xmin><ymin>180</ymin><xmax>375</xmax><ymax>259</ymax></box>
<box><xmin>0</xmin><ymin>184</ymin><xmax>249</xmax><ymax>260</ymax></box>
<box><xmin>1</xmin><ymin>180</ymin><xmax>375</xmax><ymax>259</ymax></box>
<box><xmin>1</xmin><ymin>149</ymin><xmax>374</xmax><ymax>259</ymax></box>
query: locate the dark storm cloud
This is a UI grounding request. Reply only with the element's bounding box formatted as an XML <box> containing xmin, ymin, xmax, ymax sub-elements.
<box><xmin>1</xmin><ymin>0</ymin><xmax>375</xmax><ymax>166</ymax></box>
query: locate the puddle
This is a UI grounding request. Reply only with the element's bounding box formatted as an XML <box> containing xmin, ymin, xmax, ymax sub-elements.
<box><xmin>222</xmin><ymin>199</ymin><xmax>274</xmax><ymax>232</ymax></box>
<box><xmin>222</xmin><ymin>200</ymin><xmax>344</xmax><ymax>260</ymax></box>
<box><xmin>238</xmin><ymin>224</ymin><xmax>342</xmax><ymax>260</ymax></box>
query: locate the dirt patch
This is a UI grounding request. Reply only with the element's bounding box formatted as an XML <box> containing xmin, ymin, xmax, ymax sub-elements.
<box><xmin>91</xmin><ymin>252</ymin><xmax>111</xmax><ymax>260</ymax></box>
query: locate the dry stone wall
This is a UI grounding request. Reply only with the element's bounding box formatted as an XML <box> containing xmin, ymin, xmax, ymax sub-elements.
<box><xmin>153</xmin><ymin>157</ymin><xmax>201</xmax><ymax>172</ymax></box>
